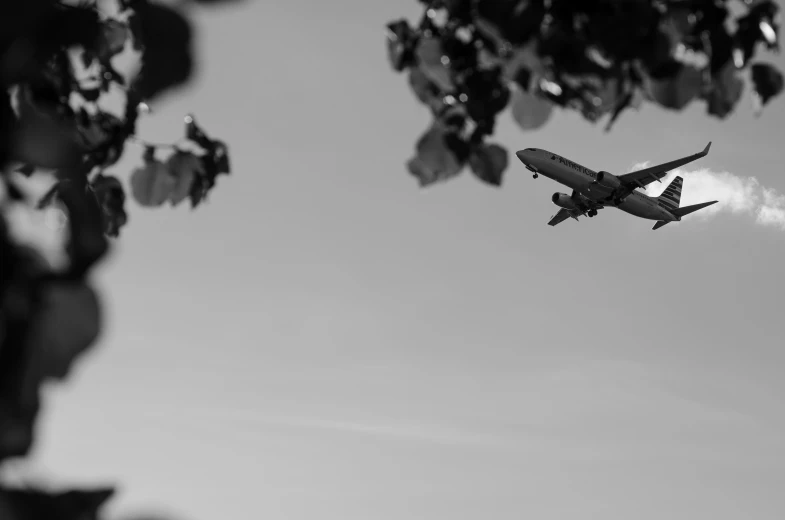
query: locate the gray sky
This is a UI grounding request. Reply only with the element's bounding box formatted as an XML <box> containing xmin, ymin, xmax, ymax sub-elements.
<box><xmin>18</xmin><ymin>1</ymin><xmax>785</xmax><ymax>519</ymax></box>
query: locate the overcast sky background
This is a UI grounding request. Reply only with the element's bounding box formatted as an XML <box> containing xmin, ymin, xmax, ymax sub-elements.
<box><xmin>17</xmin><ymin>1</ymin><xmax>785</xmax><ymax>519</ymax></box>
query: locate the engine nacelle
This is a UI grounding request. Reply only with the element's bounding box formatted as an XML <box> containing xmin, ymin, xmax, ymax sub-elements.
<box><xmin>595</xmin><ymin>170</ymin><xmax>621</xmax><ymax>189</ymax></box>
<box><xmin>552</xmin><ymin>192</ymin><xmax>578</xmax><ymax>210</ymax></box>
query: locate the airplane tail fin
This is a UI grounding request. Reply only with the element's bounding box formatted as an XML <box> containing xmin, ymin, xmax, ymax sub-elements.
<box><xmin>652</xmin><ymin>175</ymin><xmax>718</xmax><ymax>230</ymax></box>
<box><xmin>670</xmin><ymin>200</ymin><xmax>719</xmax><ymax>218</ymax></box>
<box><xmin>656</xmin><ymin>176</ymin><xmax>682</xmax><ymax>212</ymax></box>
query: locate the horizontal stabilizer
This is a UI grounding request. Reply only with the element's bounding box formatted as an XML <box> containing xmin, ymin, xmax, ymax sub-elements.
<box><xmin>671</xmin><ymin>200</ymin><xmax>718</xmax><ymax>218</ymax></box>
<box><xmin>652</xmin><ymin>220</ymin><xmax>669</xmax><ymax>230</ymax></box>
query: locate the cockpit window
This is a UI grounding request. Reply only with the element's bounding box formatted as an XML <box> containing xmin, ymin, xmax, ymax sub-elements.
<box><xmin>524</xmin><ymin>148</ymin><xmax>537</xmax><ymax>151</ymax></box>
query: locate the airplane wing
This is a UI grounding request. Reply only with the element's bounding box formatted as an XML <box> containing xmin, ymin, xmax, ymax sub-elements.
<box><xmin>548</xmin><ymin>208</ymin><xmax>575</xmax><ymax>226</ymax></box>
<box><xmin>548</xmin><ymin>191</ymin><xmax>602</xmax><ymax>226</ymax></box>
<box><xmin>617</xmin><ymin>142</ymin><xmax>711</xmax><ymax>191</ymax></box>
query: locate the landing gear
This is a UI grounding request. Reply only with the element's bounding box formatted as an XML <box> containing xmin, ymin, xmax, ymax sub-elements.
<box><xmin>587</xmin><ymin>209</ymin><xmax>598</xmax><ymax>217</ymax></box>
<box><xmin>532</xmin><ymin>173</ymin><xmax>538</xmax><ymax>179</ymax></box>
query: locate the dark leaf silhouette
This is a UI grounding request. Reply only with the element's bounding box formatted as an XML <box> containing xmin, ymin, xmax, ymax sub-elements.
<box><xmin>646</xmin><ymin>64</ymin><xmax>703</xmax><ymax>110</ymax></box>
<box><xmin>185</xmin><ymin>115</ymin><xmax>231</xmax><ymax>177</ymax></box>
<box><xmin>166</xmin><ymin>151</ymin><xmax>204</xmax><ymax>206</ymax></box>
<box><xmin>387</xmin><ymin>0</ymin><xmax>784</xmax><ymax>187</ymax></box>
<box><xmin>12</xmin><ymin>87</ymin><xmax>82</xmax><ymax>169</ymax></box>
<box><xmin>415</xmin><ymin>37</ymin><xmax>454</xmax><ymax>92</ymax></box>
<box><xmin>183</xmin><ymin>115</ymin><xmax>231</xmax><ymax>205</ymax></box>
<box><xmin>407</xmin><ymin>124</ymin><xmax>465</xmax><ymax>187</ymax></box>
<box><xmin>131</xmin><ymin>2</ymin><xmax>194</xmax><ymax>100</ymax></box>
<box><xmin>76</xmin><ymin>110</ymin><xmax>125</xmax><ymax>152</ymax></box>
<box><xmin>409</xmin><ymin>66</ymin><xmax>441</xmax><ymax>106</ymax></box>
<box><xmin>386</xmin><ymin>19</ymin><xmax>418</xmax><ymax>72</ymax></box>
<box><xmin>751</xmin><ymin>62</ymin><xmax>784</xmax><ymax>107</ymax></box>
<box><xmin>0</xmin><ymin>0</ymin><xmax>235</xmax><ymax>516</ymax></box>
<box><xmin>0</xmin><ymin>485</ymin><xmax>114</xmax><ymax>520</ymax></box>
<box><xmin>706</xmin><ymin>61</ymin><xmax>745</xmax><ymax>118</ymax></box>
<box><xmin>469</xmin><ymin>143</ymin><xmax>507</xmax><ymax>187</ymax></box>
<box><xmin>23</xmin><ymin>280</ymin><xmax>102</xmax><ymax>381</ymax></box>
<box><xmin>211</xmin><ymin>140</ymin><xmax>231</xmax><ymax>176</ymax></box>
<box><xmin>15</xmin><ymin>165</ymin><xmax>35</xmax><ymax>177</ymax></box>
<box><xmin>57</xmin><ymin>172</ymin><xmax>109</xmax><ymax>278</ymax></box>
<box><xmin>91</xmin><ymin>173</ymin><xmax>128</xmax><ymax>237</ymax></box>
<box><xmin>97</xmin><ymin>19</ymin><xmax>129</xmax><ymax>62</ymax></box>
<box><xmin>510</xmin><ymin>88</ymin><xmax>552</xmax><ymax>131</ymax></box>
<box><xmin>130</xmin><ymin>157</ymin><xmax>176</xmax><ymax>207</ymax></box>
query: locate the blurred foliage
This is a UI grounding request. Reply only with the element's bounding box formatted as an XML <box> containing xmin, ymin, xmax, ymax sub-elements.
<box><xmin>387</xmin><ymin>0</ymin><xmax>784</xmax><ymax>187</ymax></box>
<box><xmin>0</xmin><ymin>0</ymin><xmax>239</xmax><ymax>518</ymax></box>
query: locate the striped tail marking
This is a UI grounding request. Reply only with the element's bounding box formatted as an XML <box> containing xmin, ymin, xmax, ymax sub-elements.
<box><xmin>657</xmin><ymin>176</ymin><xmax>682</xmax><ymax>212</ymax></box>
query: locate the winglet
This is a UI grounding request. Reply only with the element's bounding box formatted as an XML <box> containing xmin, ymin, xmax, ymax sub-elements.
<box><xmin>702</xmin><ymin>141</ymin><xmax>712</xmax><ymax>156</ymax></box>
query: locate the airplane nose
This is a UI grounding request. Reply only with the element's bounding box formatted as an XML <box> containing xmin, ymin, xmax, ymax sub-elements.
<box><xmin>515</xmin><ymin>150</ymin><xmax>528</xmax><ymax>163</ymax></box>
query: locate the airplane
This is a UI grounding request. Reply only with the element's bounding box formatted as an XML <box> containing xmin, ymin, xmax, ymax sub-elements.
<box><xmin>515</xmin><ymin>142</ymin><xmax>718</xmax><ymax>230</ymax></box>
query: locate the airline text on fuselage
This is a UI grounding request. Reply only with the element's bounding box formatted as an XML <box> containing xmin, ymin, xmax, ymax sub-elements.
<box><xmin>554</xmin><ymin>155</ymin><xmax>595</xmax><ymax>178</ymax></box>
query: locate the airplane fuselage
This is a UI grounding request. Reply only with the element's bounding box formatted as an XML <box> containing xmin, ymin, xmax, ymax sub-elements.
<box><xmin>519</xmin><ymin>149</ymin><xmax>677</xmax><ymax>222</ymax></box>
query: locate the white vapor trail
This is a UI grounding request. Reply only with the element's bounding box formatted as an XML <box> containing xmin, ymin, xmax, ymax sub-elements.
<box><xmin>629</xmin><ymin>162</ymin><xmax>785</xmax><ymax>230</ymax></box>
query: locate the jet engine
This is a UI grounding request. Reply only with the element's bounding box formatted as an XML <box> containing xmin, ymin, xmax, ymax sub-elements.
<box><xmin>595</xmin><ymin>171</ymin><xmax>621</xmax><ymax>189</ymax></box>
<box><xmin>552</xmin><ymin>192</ymin><xmax>579</xmax><ymax>210</ymax></box>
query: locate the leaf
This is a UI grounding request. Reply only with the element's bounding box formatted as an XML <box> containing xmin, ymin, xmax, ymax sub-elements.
<box><xmin>131</xmin><ymin>2</ymin><xmax>194</xmax><ymax>100</ymax></box>
<box><xmin>166</xmin><ymin>151</ymin><xmax>204</xmax><ymax>206</ymax></box>
<box><xmin>0</xmin><ymin>485</ymin><xmax>115</xmax><ymax>520</ymax></box>
<box><xmin>184</xmin><ymin>115</ymin><xmax>230</xmax><ymax>179</ymax></box>
<box><xmin>126</xmin><ymin>12</ymin><xmax>144</xmax><ymax>51</ymax></box>
<box><xmin>604</xmin><ymin>90</ymin><xmax>633</xmax><ymax>132</ymax></box>
<box><xmin>590</xmin><ymin>77</ymin><xmax>620</xmax><ymax>116</ymax></box>
<box><xmin>12</xmin><ymin>87</ymin><xmax>82</xmax><ymax>169</ymax></box>
<box><xmin>3</xmin><ymin>177</ymin><xmax>24</xmax><ymax>202</ymax></box>
<box><xmin>406</xmin><ymin>124</ymin><xmax>465</xmax><ymax>187</ymax></box>
<box><xmin>185</xmin><ymin>114</ymin><xmax>213</xmax><ymax>149</ymax></box>
<box><xmin>0</xmin><ymin>277</ymin><xmax>101</xmax><ymax>461</ymax></box>
<box><xmin>91</xmin><ymin>173</ymin><xmax>128</xmax><ymax>237</ymax></box>
<box><xmin>42</xmin><ymin>3</ymin><xmax>103</xmax><ymax>51</ymax></box>
<box><xmin>188</xmin><ymin>174</ymin><xmax>209</xmax><ymax>208</ymax></box>
<box><xmin>750</xmin><ymin>62</ymin><xmax>784</xmax><ymax>106</ymax></box>
<box><xmin>25</xmin><ymin>281</ymin><xmax>102</xmax><ymax>381</ymax></box>
<box><xmin>129</xmin><ymin>160</ymin><xmax>176</xmax><ymax>207</ymax></box>
<box><xmin>16</xmin><ymin>164</ymin><xmax>35</xmax><ymax>177</ymax></box>
<box><xmin>415</xmin><ymin>37</ymin><xmax>454</xmax><ymax>92</ymax></box>
<box><xmin>475</xmin><ymin>0</ymin><xmax>544</xmax><ymax>46</ymax></box>
<box><xmin>80</xmin><ymin>88</ymin><xmax>101</xmax><ymax>102</ymax></box>
<box><xmin>56</xmin><ymin>171</ymin><xmax>109</xmax><ymax>278</ymax></box>
<box><xmin>734</xmin><ymin>1</ymin><xmax>780</xmax><ymax>66</ymax></box>
<box><xmin>386</xmin><ymin>19</ymin><xmax>417</xmax><ymax>72</ymax></box>
<box><xmin>75</xmin><ymin>111</ymin><xmax>124</xmax><ymax>150</ymax></box>
<box><xmin>409</xmin><ymin>66</ymin><xmax>441</xmax><ymax>105</ymax></box>
<box><xmin>463</xmin><ymin>68</ymin><xmax>511</xmax><ymax>121</ymax></box>
<box><xmin>212</xmin><ymin>140</ymin><xmax>230</xmax><ymax>175</ymax></box>
<box><xmin>705</xmin><ymin>60</ymin><xmax>744</xmax><ymax>118</ymax></box>
<box><xmin>0</xmin><ymin>89</ymin><xmax>15</xmax><ymax>167</ymax></box>
<box><xmin>468</xmin><ymin>143</ymin><xmax>508</xmax><ymax>187</ymax></box>
<box><xmin>645</xmin><ymin>63</ymin><xmax>703</xmax><ymax>110</ymax></box>
<box><xmin>509</xmin><ymin>87</ymin><xmax>553</xmax><ymax>131</ymax></box>
<box><xmin>660</xmin><ymin>6</ymin><xmax>694</xmax><ymax>48</ymax></box>
<box><xmin>96</xmin><ymin>19</ymin><xmax>129</xmax><ymax>62</ymax></box>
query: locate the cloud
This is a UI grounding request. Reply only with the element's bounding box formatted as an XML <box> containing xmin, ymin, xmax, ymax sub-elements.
<box><xmin>627</xmin><ymin>162</ymin><xmax>785</xmax><ymax>230</ymax></box>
